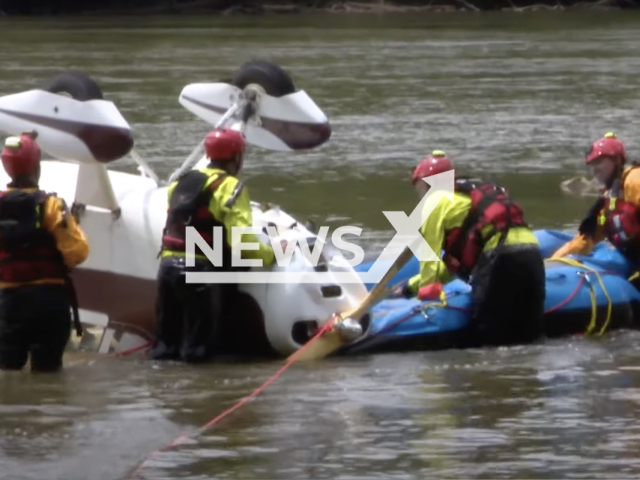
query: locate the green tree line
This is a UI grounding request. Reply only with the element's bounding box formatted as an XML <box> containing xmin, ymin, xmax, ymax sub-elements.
<box><xmin>0</xmin><ymin>0</ymin><xmax>637</xmax><ymax>15</ymax></box>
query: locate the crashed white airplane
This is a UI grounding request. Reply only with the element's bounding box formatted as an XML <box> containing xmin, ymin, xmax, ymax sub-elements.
<box><xmin>0</xmin><ymin>61</ymin><xmax>372</xmax><ymax>358</ymax></box>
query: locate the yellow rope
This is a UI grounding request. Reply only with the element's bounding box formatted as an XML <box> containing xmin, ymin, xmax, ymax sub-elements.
<box><xmin>439</xmin><ymin>290</ymin><xmax>448</xmax><ymax>306</ymax></box>
<box><xmin>418</xmin><ymin>291</ymin><xmax>450</xmax><ymax>318</ymax></box>
<box><xmin>422</xmin><ymin>258</ymin><xmax>615</xmax><ymax>336</ymax></box>
<box><xmin>584</xmin><ymin>279</ymin><xmax>599</xmax><ymax>335</ymax></box>
<box><xmin>545</xmin><ymin>258</ymin><xmax>613</xmax><ymax>335</ymax></box>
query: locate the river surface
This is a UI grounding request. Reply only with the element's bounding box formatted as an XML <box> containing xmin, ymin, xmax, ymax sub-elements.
<box><xmin>2</xmin><ymin>11</ymin><xmax>640</xmax><ymax>479</ymax></box>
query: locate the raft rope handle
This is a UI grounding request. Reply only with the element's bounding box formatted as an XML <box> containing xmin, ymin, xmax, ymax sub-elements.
<box><xmin>373</xmin><ymin>291</ymin><xmax>470</xmax><ymax>336</ymax></box>
<box><xmin>579</xmin><ymin>273</ymin><xmax>599</xmax><ymax>335</ymax></box>
<box><xmin>546</xmin><ymin>258</ymin><xmax>613</xmax><ymax>336</ymax></box>
<box><xmin>411</xmin><ymin>258</ymin><xmax>614</xmax><ymax>336</ymax></box>
<box><xmin>378</xmin><ymin>257</ymin><xmax>616</xmax><ymax>339</ymax></box>
<box><xmin>421</xmin><ymin>290</ymin><xmax>471</xmax><ymax>315</ymax></box>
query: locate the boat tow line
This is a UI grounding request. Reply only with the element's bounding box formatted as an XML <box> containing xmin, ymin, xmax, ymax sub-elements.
<box><xmin>127</xmin><ymin>319</ymin><xmax>335</xmax><ymax>479</ymax></box>
<box><xmin>125</xmin><ymin>259</ymin><xmax>615</xmax><ymax>476</ymax></box>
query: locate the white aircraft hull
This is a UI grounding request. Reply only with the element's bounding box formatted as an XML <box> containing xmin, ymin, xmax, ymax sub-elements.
<box><xmin>0</xmin><ymin>65</ymin><xmax>371</xmax><ymax>357</ymax></box>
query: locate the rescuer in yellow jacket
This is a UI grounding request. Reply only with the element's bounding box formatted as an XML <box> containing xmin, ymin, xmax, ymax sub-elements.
<box><xmin>552</xmin><ymin>133</ymin><xmax>640</xmax><ymax>270</ymax></box>
<box><xmin>394</xmin><ymin>150</ymin><xmax>545</xmax><ymax>347</ymax></box>
<box><xmin>0</xmin><ymin>132</ymin><xmax>89</xmax><ymax>373</ymax></box>
<box><xmin>151</xmin><ymin>128</ymin><xmax>287</xmax><ymax>363</ymax></box>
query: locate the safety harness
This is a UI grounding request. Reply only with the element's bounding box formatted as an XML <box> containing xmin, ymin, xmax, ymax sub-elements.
<box><xmin>0</xmin><ymin>189</ymin><xmax>82</xmax><ymax>336</ymax></box>
<box><xmin>160</xmin><ymin>169</ymin><xmax>237</xmax><ymax>265</ymax></box>
<box><xmin>442</xmin><ymin>178</ymin><xmax>528</xmax><ymax>281</ymax></box>
<box><xmin>579</xmin><ymin>164</ymin><xmax>640</xmax><ymax>259</ymax></box>
<box><xmin>0</xmin><ymin>190</ymin><xmax>68</xmax><ymax>283</ymax></box>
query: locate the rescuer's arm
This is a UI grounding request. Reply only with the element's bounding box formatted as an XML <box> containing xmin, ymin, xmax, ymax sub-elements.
<box><xmin>551</xmin><ymin>196</ymin><xmax>605</xmax><ymax>259</ymax></box>
<box><xmin>43</xmin><ymin>196</ymin><xmax>90</xmax><ymax>268</ymax></box>
<box><xmin>212</xmin><ymin>177</ymin><xmax>277</xmax><ymax>267</ymax></box>
<box><xmin>405</xmin><ymin>198</ymin><xmax>457</xmax><ymax>295</ymax></box>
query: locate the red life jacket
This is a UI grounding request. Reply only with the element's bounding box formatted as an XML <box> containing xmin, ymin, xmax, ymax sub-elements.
<box><xmin>579</xmin><ymin>165</ymin><xmax>640</xmax><ymax>258</ymax></box>
<box><xmin>442</xmin><ymin>178</ymin><xmax>528</xmax><ymax>281</ymax></box>
<box><xmin>0</xmin><ymin>189</ymin><xmax>68</xmax><ymax>283</ymax></box>
<box><xmin>160</xmin><ymin>169</ymin><xmax>237</xmax><ymax>265</ymax></box>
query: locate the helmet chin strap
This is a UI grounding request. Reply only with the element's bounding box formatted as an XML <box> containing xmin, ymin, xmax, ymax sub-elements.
<box><xmin>607</xmin><ymin>162</ymin><xmax>624</xmax><ymax>195</ymax></box>
<box><xmin>236</xmin><ymin>153</ymin><xmax>244</xmax><ymax>174</ymax></box>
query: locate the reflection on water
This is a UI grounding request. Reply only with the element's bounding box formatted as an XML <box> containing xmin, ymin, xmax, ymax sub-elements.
<box><xmin>4</xmin><ymin>333</ymin><xmax>640</xmax><ymax>478</ymax></box>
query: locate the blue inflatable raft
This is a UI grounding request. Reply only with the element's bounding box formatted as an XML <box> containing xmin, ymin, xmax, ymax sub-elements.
<box><xmin>340</xmin><ymin>229</ymin><xmax>640</xmax><ymax>355</ymax></box>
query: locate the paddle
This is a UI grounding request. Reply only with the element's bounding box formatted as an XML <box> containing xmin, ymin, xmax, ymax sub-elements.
<box><xmin>288</xmin><ymin>246</ymin><xmax>415</xmax><ymax>362</ymax></box>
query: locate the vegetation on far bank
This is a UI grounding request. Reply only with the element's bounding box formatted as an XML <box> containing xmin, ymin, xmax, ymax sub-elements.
<box><xmin>0</xmin><ymin>0</ymin><xmax>636</xmax><ymax>16</ymax></box>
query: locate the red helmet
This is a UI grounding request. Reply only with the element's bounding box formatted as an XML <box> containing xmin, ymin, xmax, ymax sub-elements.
<box><xmin>412</xmin><ymin>150</ymin><xmax>454</xmax><ymax>184</ymax></box>
<box><xmin>204</xmin><ymin>128</ymin><xmax>246</xmax><ymax>161</ymax></box>
<box><xmin>585</xmin><ymin>132</ymin><xmax>626</xmax><ymax>165</ymax></box>
<box><xmin>1</xmin><ymin>133</ymin><xmax>41</xmax><ymax>178</ymax></box>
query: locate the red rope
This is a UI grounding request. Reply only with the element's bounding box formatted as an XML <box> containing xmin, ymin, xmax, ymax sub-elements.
<box><xmin>544</xmin><ymin>276</ymin><xmax>585</xmax><ymax>313</ymax></box>
<box><xmin>377</xmin><ymin>277</ymin><xmax>588</xmax><ymax>336</ymax></box>
<box><xmin>111</xmin><ymin>341</ymin><xmax>151</xmax><ymax>358</ymax></box>
<box><xmin>377</xmin><ymin>296</ymin><xmax>470</xmax><ymax>335</ymax></box>
<box><xmin>127</xmin><ymin>319</ymin><xmax>335</xmax><ymax>479</ymax></box>
<box><xmin>376</xmin><ymin>309</ymin><xmax>422</xmax><ymax>335</ymax></box>
<box><xmin>126</xmin><ymin>275</ymin><xmax>591</xmax><ymax>477</ymax></box>
<box><xmin>107</xmin><ymin>321</ymin><xmax>153</xmax><ymax>340</ymax></box>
